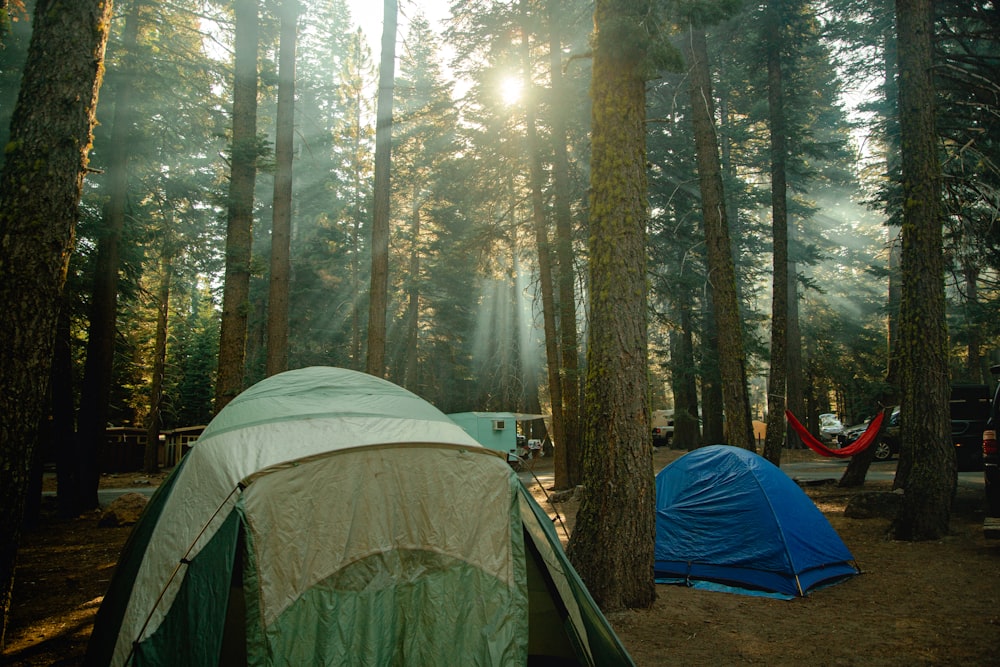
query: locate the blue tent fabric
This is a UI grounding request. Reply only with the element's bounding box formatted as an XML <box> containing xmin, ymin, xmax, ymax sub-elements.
<box><xmin>654</xmin><ymin>445</ymin><xmax>859</xmax><ymax>598</ymax></box>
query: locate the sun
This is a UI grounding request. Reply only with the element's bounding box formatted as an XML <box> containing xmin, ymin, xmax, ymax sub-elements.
<box><xmin>499</xmin><ymin>76</ymin><xmax>522</xmax><ymax>105</ymax></box>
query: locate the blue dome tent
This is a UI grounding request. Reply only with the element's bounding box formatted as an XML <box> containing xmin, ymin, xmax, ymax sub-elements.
<box><xmin>654</xmin><ymin>445</ymin><xmax>860</xmax><ymax>599</ymax></box>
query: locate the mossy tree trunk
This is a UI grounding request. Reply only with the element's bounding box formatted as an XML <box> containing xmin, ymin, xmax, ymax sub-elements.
<box><xmin>0</xmin><ymin>0</ymin><xmax>113</xmax><ymax>646</ymax></box>
<box><xmin>566</xmin><ymin>0</ymin><xmax>655</xmax><ymax>612</ymax></box>
<box><xmin>892</xmin><ymin>0</ymin><xmax>954</xmax><ymax>540</ymax></box>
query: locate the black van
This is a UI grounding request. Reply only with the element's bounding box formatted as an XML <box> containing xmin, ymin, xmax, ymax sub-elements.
<box><xmin>950</xmin><ymin>383</ymin><xmax>991</xmax><ymax>472</ymax></box>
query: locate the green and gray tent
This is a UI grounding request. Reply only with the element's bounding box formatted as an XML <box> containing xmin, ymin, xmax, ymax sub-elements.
<box><xmin>86</xmin><ymin>367</ymin><xmax>634</xmax><ymax>667</ymax></box>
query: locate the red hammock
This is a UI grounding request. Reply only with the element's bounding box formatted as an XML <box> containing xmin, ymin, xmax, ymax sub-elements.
<box><xmin>784</xmin><ymin>410</ymin><xmax>886</xmax><ymax>458</ymax></box>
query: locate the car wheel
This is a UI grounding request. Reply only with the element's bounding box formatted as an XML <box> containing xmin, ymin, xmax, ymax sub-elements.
<box><xmin>873</xmin><ymin>440</ymin><xmax>892</xmax><ymax>461</ymax></box>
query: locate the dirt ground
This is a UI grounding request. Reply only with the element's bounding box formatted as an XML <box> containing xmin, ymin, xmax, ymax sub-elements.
<box><xmin>4</xmin><ymin>448</ymin><xmax>1000</xmax><ymax>666</ymax></box>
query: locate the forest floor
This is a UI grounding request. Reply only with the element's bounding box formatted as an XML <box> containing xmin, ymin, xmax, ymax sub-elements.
<box><xmin>4</xmin><ymin>447</ymin><xmax>1000</xmax><ymax>666</ymax></box>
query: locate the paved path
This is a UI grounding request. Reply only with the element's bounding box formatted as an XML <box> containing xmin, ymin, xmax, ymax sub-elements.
<box><xmin>519</xmin><ymin>458</ymin><xmax>984</xmax><ymax>491</ymax></box>
<box><xmin>45</xmin><ymin>457</ymin><xmax>982</xmax><ymax>506</ymax></box>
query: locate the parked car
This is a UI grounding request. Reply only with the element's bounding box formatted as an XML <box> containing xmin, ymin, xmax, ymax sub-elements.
<box><xmin>838</xmin><ymin>407</ymin><xmax>899</xmax><ymax>461</ymax></box>
<box><xmin>836</xmin><ymin>384</ymin><xmax>989</xmax><ymax>470</ymax></box>
<box><xmin>818</xmin><ymin>413</ymin><xmax>844</xmax><ymax>442</ymax></box>
<box><xmin>651</xmin><ymin>409</ymin><xmax>673</xmax><ymax>447</ymax></box>
<box><xmin>984</xmin><ymin>367</ymin><xmax>1000</xmax><ymax>517</ymax></box>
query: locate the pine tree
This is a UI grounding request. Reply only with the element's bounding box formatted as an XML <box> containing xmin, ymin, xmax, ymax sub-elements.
<box><xmin>0</xmin><ymin>0</ymin><xmax>113</xmax><ymax>644</ymax></box>
<box><xmin>566</xmin><ymin>0</ymin><xmax>658</xmax><ymax>612</ymax></box>
<box><xmin>216</xmin><ymin>0</ymin><xmax>261</xmax><ymax>412</ymax></box>
<box><xmin>892</xmin><ymin>0</ymin><xmax>954</xmax><ymax>540</ymax></box>
<box><xmin>77</xmin><ymin>0</ymin><xmax>147</xmax><ymax>511</ymax></box>
<box><xmin>366</xmin><ymin>0</ymin><xmax>398</xmax><ymax>377</ymax></box>
<box><xmin>265</xmin><ymin>0</ymin><xmax>297</xmax><ymax>377</ymax></box>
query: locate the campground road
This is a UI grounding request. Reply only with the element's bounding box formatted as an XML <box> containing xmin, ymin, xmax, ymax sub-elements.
<box><xmin>53</xmin><ymin>458</ymin><xmax>983</xmax><ymax>506</ymax></box>
<box><xmin>779</xmin><ymin>458</ymin><xmax>984</xmax><ymax>489</ymax></box>
<box><xmin>518</xmin><ymin>458</ymin><xmax>984</xmax><ymax>492</ymax></box>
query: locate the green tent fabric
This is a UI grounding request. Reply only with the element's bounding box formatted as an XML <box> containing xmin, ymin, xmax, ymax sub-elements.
<box><xmin>86</xmin><ymin>367</ymin><xmax>634</xmax><ymax>666</ymax></box>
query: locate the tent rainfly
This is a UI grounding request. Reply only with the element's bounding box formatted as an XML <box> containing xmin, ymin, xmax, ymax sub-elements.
<box><xmin>654</xmin><ymin>445</ymin><xmax>860</xmax><ymax>599</ymax></box>
<box><xmin>85</xmin><ymin>366</ymin><xmax>634</xmax><ymax>667</ymax></box>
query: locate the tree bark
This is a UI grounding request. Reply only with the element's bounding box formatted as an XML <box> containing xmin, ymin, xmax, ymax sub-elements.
<box><xmin>215</xmin><ymin>0</ymin><xmax>259</xmax><ymax>412</ymax></box>
<box><xmin>77</xmin><ymin>0</ymin><xmax>143</xmax><ymax>509</ymax></box>
<box><xmin>962</xmin><ymin>262</ymin><xmax>981</xmax><ymax>382</ymax></box>
<box><xmin>883</xmin><ymin>25</ymin><xmax>902</xmax><ymax>388</ymax></box>
<box><xmin>684</xmin><ymin>25</ymin><xmax>754</xmax><ymax>450</ymax></box>
<box><xmin>366</xmin><ymin>0</ymin><xmax>397</xmax><ymax>379</ymax></box>
<box><xmin>0</xmin><ymin>0</ymin><xmax>112</xmax><ymax>645</ymax></box>
<box><xmin>763</xmin><ymin>1</ymin><xmax>790</xmax><ymax>465</ymax></box>
<box><xmin>671</xmin><ymin>294</ymin><xmax>700</xmax><ymax>450</ymax></box>
<box><xmin>892</xmin><ymin>0</ymin><xmax>954</xmax><ymax>540</ymax></box>
<box><xmin>547</xmin><ymin>0</ymin><xmax>582</xmax><ymax>489</ymax></box>
<box><xmin>403</xmin><ymin>186</ymin><xmax>420</xmax><ymax>390</ymax></box>
<box><xmin>786</xmin><ymin>261</ymin><xmax>805</xmax><ymax>448</ymax></box>
<box><xmin>566</xmin><ymin>0</ymin><xmax>655</xmax><ymax>612</ymax></box>
<box><xmin>144</xmin><ymin>253</ymin><xmax>171</xmax><ymax>474</ymax></box>
<box><xmin>839</xmin><ymin>407</ymin><xmax>890</xmax><ymax>487</ymax></box>
<box><xmin>51</xmin><ymin>302</ymin><xmax>79</xmax><ymax>519</ymax></box>
<box><xmin>520</xmin><ymin>0</ymin><xmax>565</xmax><ymax>484</ymax></box>
<box><xmin>349</xmin><ymin>30</ymin><xmax>365</xmax><ymax>369</ymax></box>
<box><xmin>700</xmin><ymin>290</ymin><xmax>725</xmax><ymax>444</ymax></box>
<box><xmin>266</xmin><ymin>0</ymin><xmax>297</xmax><ymax>378</ymax></box>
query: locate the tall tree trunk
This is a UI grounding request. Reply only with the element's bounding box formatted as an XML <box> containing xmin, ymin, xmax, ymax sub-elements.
<box><xmin>840</xmin><ymin>406</ymin><xmax>889</xmax><ymax>487</ymax></box>
<box><xmin>366</xmin><ymin>0</ymin><xmax>397</xmax><ymax>378</ymax></box>
<box><xmin>77</xmin><ymin>0</ymin><xmax>142</xmax><ymax>509</ymax></box>
<box><xmin>507</xmin><ymin>237</ymin><xmax>522</xmax><ymax>409</ymax></box>
<box><xmin>883</xmin><ymin>25</ymin><xmax>902</xmax><ymax>388</ymax></box>
<box><xmin>566</xmin><ymin>0</ymin><xmax>655</xmax><ymax>612</ymax></box>
<box><xmin>671</xmin><ymin>294</ymin><xmax>700</xmax><ymax>450</ymax></box>
<box><xmin>0</xmin><ymin>0</ymin><xmax>112</xmax><ymax>645</ymax></box>
<box><xmin>684</xmin><ymin>24</ymin><xmax>754</xmax><ymax>450</ymax></box>
<box><xmin>763</xmin><ymin>1</ymin><xmax>790</xmax><ymax>465</ymax></box>
<box><xmin>215</xmin><ymin>0</ymin><xmax>259</xmax><ymax>412</ymax></box>
<box><xmin>403</xmin><ymin>186</ymin><xmax>420</xmax><ymax>390</ymax></box>
<box><xmin>266</xmin><ymin>0</ymin><xmax>297</xmax><ymax>378</ymax></box>
<box><xmin>520</xmin><ymin>0</ymin><xmax>565</xmax><ymax>482</ymax></box>
<box><xmin>786</xmin><ymin>261</ymin><xmax>805</xmax><ymax>448</ymax></box>
<box><xmin>547</xmin><ymin>0</ymin><xmax>582</xmax><ymax>488</ymax></box>
<box><xmin>892</xmin><ymin>0</ymin><xmax>954</xmax><ymax>540</ymax></box>
<box><xmin>700</xmin><ymin>290</ymin><xmax>725</xmax><ymax>443</ymax></box>
<box><xmin>707</xmin><ymin>79</ymin><xmax>735</xmax><ymax>444</ymax></box>
<box><xmin>350</xmin><ymin>34</ymin><xmax>365</xmax><ymax>369</ymax></box>
<box><xmin>144</xmin><ymin>252</ymin><xmax>171</xmax><ymax>474</ymax></box>
<box><xmin>962</xmin><ymin>262</ymin><xmax>981</xmax><ymax>382</ymax></box>
<box><xmin>848</xmin><ymin>21</ymin><xmax>902</xmax><ymax>487</ymax></box>
<box><xmin>51</xmin><ymin>302</ymin><xmax>79</xmax><ymax>519</ymax></box>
